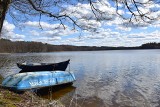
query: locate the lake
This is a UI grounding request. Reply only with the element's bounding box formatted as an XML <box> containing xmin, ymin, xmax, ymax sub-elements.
<box><xmin>1</xmin><ymin>50</ymin><xmax>160</xmax><ymax>107</ymax></box>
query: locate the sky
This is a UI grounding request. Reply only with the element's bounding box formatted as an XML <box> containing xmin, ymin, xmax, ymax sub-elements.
<box><xmin>1</xmin><ymin>0</ymin><xmax>160</xmax><ymax>47</ymax></box>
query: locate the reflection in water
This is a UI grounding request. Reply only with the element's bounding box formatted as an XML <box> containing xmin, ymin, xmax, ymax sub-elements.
<box><xmin>34</xmin><ymin>83</ymin><xmax>77</xmax><ymax>107</ymax></box>
<box><xmin>35</xmin><ymin>83</ymin><xmax>76</xmax><ymax>100</ymax></box>
<box><xmin>1</xmin><ymin>50</ymin><xmax>160</xmax><ymax>107</ymax></box>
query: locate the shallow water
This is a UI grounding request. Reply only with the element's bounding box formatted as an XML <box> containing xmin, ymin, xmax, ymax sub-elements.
<box><xmin>1</xmin><ymin>50</ymin><xmax>160</xmax><ymax>107</ymax></box>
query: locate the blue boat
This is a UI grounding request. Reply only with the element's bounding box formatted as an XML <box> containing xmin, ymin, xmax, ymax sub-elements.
<box><xmin>2</xmin><ymin>71</ymin><xmax>76</xmax><ymax>91</ymax></box>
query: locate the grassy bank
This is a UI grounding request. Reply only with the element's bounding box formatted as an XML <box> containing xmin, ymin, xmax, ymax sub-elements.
<box><xmin>0</xmin><ymin>87</ymin><xmax>64</xmax><ymax>107</ymax></box>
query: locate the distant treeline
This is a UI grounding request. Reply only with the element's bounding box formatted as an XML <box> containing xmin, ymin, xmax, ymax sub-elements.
<box><xmin>0</xmin><ymin>39</ymin><xmax>159</xmax><ymax>53</ymax></box>
<box><xmin>141</xmin><ymin>43</ymin><xmax>160</xmax><ymax>49</ymax></box>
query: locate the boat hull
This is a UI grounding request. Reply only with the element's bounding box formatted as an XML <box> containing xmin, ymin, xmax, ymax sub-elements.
<box><xmin>2</xmin><ymin>71</ymin><xmax>76</xmax><ymax>91</ymax></box>
<box><xmin>17</xmin><ymin>59</ymin><xmax>70</xmax><ymax>73</ymax></box>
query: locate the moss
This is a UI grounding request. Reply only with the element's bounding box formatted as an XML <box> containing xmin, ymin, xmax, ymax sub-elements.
<box><xmin>0</xmin><ymin>89</ymin><xmax>20</xmax><ymax>107</ymax></box>
<box><xmin>0</xmin><ymin>98</ymin><xmax>17</xmax><ymax>107</ymax></box>
<box><xmin>0</xmin><ymin>100</ymin><xmax>6</xmax><ymax>107</ymax></box>
<box><xmin>5</xmin><ymin>91</ymin><xmax>20</xmax><ymax>100</ymax></box>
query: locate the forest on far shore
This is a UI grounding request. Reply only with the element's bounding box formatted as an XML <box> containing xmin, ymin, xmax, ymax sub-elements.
<box><xmin>0</xmin><ymin>39</ymin><xmax>160</xmax><ymax>53</ymax></box>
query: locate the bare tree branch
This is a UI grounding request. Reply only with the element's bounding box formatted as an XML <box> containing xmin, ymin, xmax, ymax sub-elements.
<box><xmin>0</xmin><ymin>0</ymin><xmax>159</xmax><ymax>35</ymax></box>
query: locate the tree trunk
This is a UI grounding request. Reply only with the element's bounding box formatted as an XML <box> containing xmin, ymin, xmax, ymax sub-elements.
<box><xmin>0</xmin><ymin>0</ymin><xmax>12</xmax><ymax>36</ymax></box>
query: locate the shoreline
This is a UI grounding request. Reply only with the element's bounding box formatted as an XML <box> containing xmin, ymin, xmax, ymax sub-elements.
<box><xmin>0</xmin><ymin>48</ymin><xmax>159</xmax><ymax>54</ymax></box>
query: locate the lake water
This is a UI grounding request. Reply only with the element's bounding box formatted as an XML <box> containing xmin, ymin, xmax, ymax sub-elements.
<box><xmin>1</xmin><ymin>50</ymin><xmax>160</xmax><ymax>107</ymax></box>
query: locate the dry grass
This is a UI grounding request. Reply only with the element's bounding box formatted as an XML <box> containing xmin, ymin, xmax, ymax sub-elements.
<box><xmin>0</xmin><ymin>88</ymin><xmax>64</xmax><ymax>107</ymax></box>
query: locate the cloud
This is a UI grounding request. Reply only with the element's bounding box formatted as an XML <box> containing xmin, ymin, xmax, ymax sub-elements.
<box><xmin>24</xmin><ymin>2</ymin><xmax>160</xmax><ymax>35</ymax></box>
<box><xmin>1</xmin><ymin>21</ymin><xmax>25</xmax><ymax>41</ymax></box>
<box><xmin>30</xmin><ymin>30</ymin><xmax>39</xmax><ymax>36</ymax></box>
<box><xmin>32</xmin><ymin>36</ymin><xmax>61</xmax><ymax>43</ymax></box>
<box><xmin>85</xmin><ymin>35</ymin><xmax>106</xmax><ymax>39</ymax></box>
<box><xmin>53</xmin><ymin>26</ymin><xmax>159</xmax><ymax>47</ymax></box>
<box><xmin>59</xmin><ymin>1</ymin><xmax>160</xmax><ymax>31</ymax></box>
<box><xmin>23</xmin><ymin>21</ymin><xmax>77</xmax><ymax>37</ymax></box>
<box><xmin>60</xmin><ymin>2</ymin><xmax>117</xmax><ymax>30</ymax></box>
<box><xmin>127</xmin><ymin>34</ymin><xmax>146</xmax><ymax>38</ymax></box>
<box><xmin>41</xmin><ymin>29</ymin><xmax>74</xmax><ymax>37</ymax></box>
<box><xmin>77</xmin><ymin>19</ymin><xmax>101</xmax><ymax>30</ymax></box>
<box><xmin>3</xmin><ymin>20</ymin><xmax>159</xmax><ymax>47</ymax></box>
<box><xmin>2</xmin><ymin>21</ymin><xmax>15</xmax><ymax>31</ymax></box>
<box><xmin>23</xmin><ymin>21</ymin><xmax>67</xmax><ymax>30</ymax></box>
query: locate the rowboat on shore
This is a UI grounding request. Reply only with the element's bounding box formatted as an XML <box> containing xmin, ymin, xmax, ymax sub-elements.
<box><xmin>17</xmin><ymin>59</ymin><xmax>70</xmax><ymax>73</ymax></box>
<box><xmin>1</xmin><ymin>71</ymin><xmax>76</xmax><ymax>91</ymax></box>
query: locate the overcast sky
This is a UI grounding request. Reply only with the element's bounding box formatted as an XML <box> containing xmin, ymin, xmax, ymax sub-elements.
<box><xmin>1</xmin><ymin>0</ymin><xmax>160</xmax><ymax>47</ymax></box>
